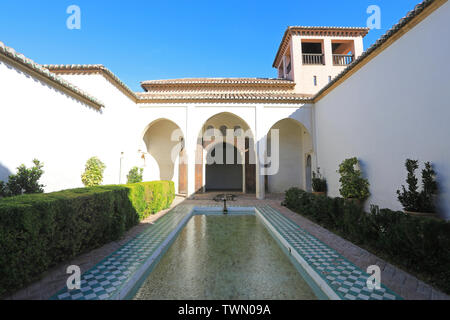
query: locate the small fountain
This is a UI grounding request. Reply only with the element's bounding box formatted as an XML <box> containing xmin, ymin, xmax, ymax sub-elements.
<box><xmin>223</xmin><ymin>197</ymin><xmax>228</xmax><ymax>214</ymax></box>
<box><xmin>213</xmin><ymin>194</ymin><xmax>236</xmax><ymax>214</ymax></box>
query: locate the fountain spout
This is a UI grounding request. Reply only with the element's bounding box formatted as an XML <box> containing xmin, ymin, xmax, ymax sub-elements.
<box><xmin>223</xmin><ymin>198</ymin><xmax>228</xmax><ymax>214</ymax></box>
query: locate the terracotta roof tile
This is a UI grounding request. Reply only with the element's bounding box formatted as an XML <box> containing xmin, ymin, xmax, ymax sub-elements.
<box><xmin>136</xmin><ymin>92</ymin><xmax>313</xmax><ymax>103</ymax></box>
<box><xmin>44</xmin><ymin>64</ymin><xmax>138</xmax><ymax>102</ymax></box>
<box><xmin>141</xmin><ymin>78</ymin><xmax>294</xmax><ymax>85</ymax></box>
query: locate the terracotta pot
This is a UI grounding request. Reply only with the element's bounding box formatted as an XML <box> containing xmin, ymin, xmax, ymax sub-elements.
<box><xmin>312</xmin><ymin>192</ymin><xmax>326</xmax><ymax>196</ymax></box>
<box><xmin>404</xmin><ymin>211</ymin><xmax>439</xmax><ymax>219</ymax></box>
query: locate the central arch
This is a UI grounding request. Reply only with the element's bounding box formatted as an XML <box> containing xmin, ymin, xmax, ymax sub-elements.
<box><xmin>205</xmin><ymin>142</ymin><xmax>243</xmax><ymax>191</ymax></box>
<box><xmin>195</xmin><ymin>112</ymin><xmax>256</xmax><ymax>194</ymax></box>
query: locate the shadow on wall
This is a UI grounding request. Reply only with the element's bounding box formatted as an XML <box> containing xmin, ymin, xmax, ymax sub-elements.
<box><xmin>0</xmin><ymin>162</ymin><xmax>12</xmax><ymax>183</ymax></box>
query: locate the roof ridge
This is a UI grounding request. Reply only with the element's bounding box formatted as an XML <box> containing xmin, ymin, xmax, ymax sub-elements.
<box><xmin>287</xmin><ymin>26</ymin><xmax>370</xmax><ymax>30</ymax></box>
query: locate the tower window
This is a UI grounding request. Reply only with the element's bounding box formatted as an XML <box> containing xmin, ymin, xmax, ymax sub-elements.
<box><xmin>313</xmin><ymin>76</ymin><xmax>317</xmax><ymax>86</ymax></box>
<box><xmin>328</xmin><ymin>76</ymin><xmax>332</xmax><ymax>83</ymax></box>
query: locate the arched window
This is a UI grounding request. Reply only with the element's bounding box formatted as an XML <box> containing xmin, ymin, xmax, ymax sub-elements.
<box><xmin>205</xmin><ymin>125</ymin><xmax>215</xmax><ymax>137</ymax></box>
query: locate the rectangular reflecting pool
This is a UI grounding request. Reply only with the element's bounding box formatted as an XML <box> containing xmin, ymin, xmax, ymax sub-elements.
<box><xmin>51</xmin><ymin>205</ymin><xmax>401</xmax><ymax>300</ymax></box>
<box><xmin>132</xmin><ymin>213</ymin><xmax>319</xmax><ymax>300</ymax></box>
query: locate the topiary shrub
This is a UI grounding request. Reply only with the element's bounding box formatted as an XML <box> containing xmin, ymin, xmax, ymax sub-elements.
<box><xmin>0</xmin><ymin>159</ymin><xmax>45</xmax><ymax>198</ymax></box>
<box><xmin>338</xmin><ymin>157</ymin><xmax>370</xmax><ymax>201</ymax></box>
<box><xmin>284</xmin><ymin>187</ymin><xmax>450</xmax><ymax>294</ymax></box>
<box><xmin>81</xmin><ymin>157</ymin><xmax>106</xmax><ymax>187</ymax></box>
<box><xmin>397</xmin><ymin>159</ymin><xmax>438</xmax><ymax>213</ymax></box>
<box><xmin>127</xmin><ymin>167</ymin><xmax>144</xmax><ymax>184</ymax></box>
<box><xmin>0</xmin><ymin>180</ymin><xmax>175</xmax><ymax>297</ymax></box>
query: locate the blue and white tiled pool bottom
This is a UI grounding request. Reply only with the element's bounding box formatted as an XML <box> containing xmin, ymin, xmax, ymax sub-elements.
<box><xmin>51</xmin><ymin>205</ymin><xmax>402</xmax><ymax>300</ymax></box>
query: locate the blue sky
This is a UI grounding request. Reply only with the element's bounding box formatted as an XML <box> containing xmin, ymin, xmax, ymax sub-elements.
<box><xmin>0</xmin><ymin>0</ymin><xmax>420</xmax><ymax>91</ymax></box>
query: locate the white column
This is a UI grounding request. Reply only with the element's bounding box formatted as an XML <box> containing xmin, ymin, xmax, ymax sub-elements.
<box><xmin>255</xmin><ymin>140</ymin><xmax>266</xmax><ymax>200</ymax></box>
<box><xmin>255</xmin><ymin>105</ymin><xmax>266</xmax><ymax>200</ymax></box>
<box><xmin>242</xmin><ymin>150</ymin><xmax>246</xmax><ymax>193</ymax></box>
<box><xmin>323</xmin><ymin>38</ymin><xmax>333</xmax><ymax>66</ymax></box>
<box><xmin>185</xmin><ymin>105</ymin><xmax>197</xmax><ymax>197</ymax></box>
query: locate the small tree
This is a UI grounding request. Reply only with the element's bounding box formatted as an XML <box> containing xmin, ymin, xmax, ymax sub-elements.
<box><xmin>0</xmin><ymin>159</ymin><xmax>45</xmax><ymax>197</ymax></box>
<box><xmin>421</xmin><ymin>162</ymin><xmax>438</xmax><ymax>212</ymax></box>
<box><xmin>397</xmin><ymin>159</ymin><xmax>437</xmax><ymax>213</ymax></box>
<box><xmin>312</xmin><ymin>168</ymin><xmax>327</xmax><ymax>193</ymax></box>
<box><xmin>127</xmin><ymin>167</ymin><xmax>144</xmax><ymax>184</ymax></box>
<box><xmin>81</xmin><ymin>157</ymin><xmax>106</xmax><ymax>187</ymax></box>
<box><xmin>338</xmin><ymin>157</ymin><xmax>370</xmax><ymax>201</ymax></box>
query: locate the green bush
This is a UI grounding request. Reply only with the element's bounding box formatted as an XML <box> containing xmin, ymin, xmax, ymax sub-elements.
<box><xmin>81</xmin><ymin>157</ymin><xmax>106</xmax><ymax>187</ymax></box>
<box><xmin>397</xmin><ymin>159</ymin><xmax>438</xmax><ymax>213</ymax></box>
<box><xmin>127</xmin><ymin>167</ymin><xmax>144</xmax><ymax>184</ymax></box>
<box><xmin>0</xmin><ymin>159</ymin><xmax>45</xmax><ymax>198</ymax></box>
<box><xmin>0</xmin><ymin>180</ymin><xmax>175</xmax><ymax>297</ymax></box>
<box><xmin>338</xmin><ymin>157</ymin><xmax>370</xmax><ymax>201</ymax></box>
<box><xmin>312</xmin><ymin>168</ymin><xmax>327</xmax><ymax>193</ymax></box>
<box><xmin>284</xmin><ymin>188</ymin><xmax>450</xmax><ymax>294</ymax></box>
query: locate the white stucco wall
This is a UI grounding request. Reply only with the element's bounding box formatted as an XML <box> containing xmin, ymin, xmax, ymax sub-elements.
<box><xmin>0</xmin><ymin>61</ymin><xmax>105</xmax><ymax>192</ymax></box>
<box><xmin>56</xmin><ymin>73</ymin><xmax>141</xmax><ymax>185</ymax></box>
<box><xmin>314</xmin><ymin>1</ymin><xmax>450</xmax><ymax>219</ymax></box>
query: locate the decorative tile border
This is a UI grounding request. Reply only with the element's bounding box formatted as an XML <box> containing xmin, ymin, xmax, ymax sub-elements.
<box><xmin>51</xmin><ymin>204</ymin><xmax>402</xmax><ymax>300</ymax></box>
<box><xmin>255</xmin><ymin>206</ymin><xmax>402</xmax><ymax>300</ymax></box>
<box><xmin>51</xmin><ymin>204</ymin><xmax>195</xmax><ymax>300</ymax></box>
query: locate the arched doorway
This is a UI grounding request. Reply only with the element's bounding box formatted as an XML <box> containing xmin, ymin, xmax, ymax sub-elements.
<box><xmin>265</xmin><ymin>118</ymin><xmax>313</xmax><ymax>193</ymax></box>
<box><xmin>142</xmin><ymin>119</ymin><xmax>187</xmax><ymax>194</ymax></box>
<box><xmin>195</xmin><ymin>112</ymin><xmax>256</xmax><ymax>193</ymax></box>
<box><xmin>205</xmin><ymin>142</ymin><xmax>243</xmax><ymax>191</ymax></box>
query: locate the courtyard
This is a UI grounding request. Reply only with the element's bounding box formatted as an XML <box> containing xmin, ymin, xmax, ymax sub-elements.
<box><xmin>1</xmin><ymin>0</ymin><xmax>450</xmax><ymax>307</ymax></box>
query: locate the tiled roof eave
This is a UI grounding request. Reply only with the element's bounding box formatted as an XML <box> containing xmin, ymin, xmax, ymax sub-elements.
<box><xmin>136</xmin><ymin>95</ymin><xmax>313</xmax><ymax>104</ymax></box>
<box><xmin>140</xmin><ymin>78</ymin><xmax>296</xmax><ymax>91</ymax></box>
<box><xmin>0</xmin><ymin>43</ymin><xmax>104</xmax><ymax>110</ymax></box>
<box><xmin>44</xmin><ymin>64</ymin><xmax>139</xmax><ymax>102</ymax></box>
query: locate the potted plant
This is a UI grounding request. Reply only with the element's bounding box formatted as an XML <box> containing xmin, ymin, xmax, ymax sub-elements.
<box><xmin>397</xmin><ymin>159</ymin><xmax>438</xmax><ymax>218</ymax></box>
<box><xmin>338</xmin><ymin>157</ymin><xmax>370</xmax><ymax>205</ymax></box>
<box><xmin>312</xmin><ymin>168</ymin><xmax>327</xmax><ymax>195</ymax></box>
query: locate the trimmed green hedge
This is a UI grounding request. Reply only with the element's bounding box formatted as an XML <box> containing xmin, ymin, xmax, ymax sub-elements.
<box><xmin>284</xmin><ymin>188</ymin><xmax>450</xmax><ymax>294</ymax></box>
<box><xmin>0</xmin><ymin>181</ymin><xmax>175</xmax><ymax>297</ymax></box>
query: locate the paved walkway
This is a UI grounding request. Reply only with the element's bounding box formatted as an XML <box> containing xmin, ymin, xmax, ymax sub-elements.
<box><xmin>6</xmin><ymin>193</ymin><xmax>449</xmax><ymax>300</ymax></box>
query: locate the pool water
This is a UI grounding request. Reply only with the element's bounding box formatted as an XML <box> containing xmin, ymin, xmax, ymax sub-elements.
<box><xmin>133</xmin><ymin>214</ymin><xmax>318</xmax><ymax>300</ymax></box>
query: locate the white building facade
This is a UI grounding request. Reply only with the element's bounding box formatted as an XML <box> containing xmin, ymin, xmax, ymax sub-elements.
<box><xmin>1</xmin><ymin>0</ymin><xmax>449</xmax><ymax>219</ymax></box>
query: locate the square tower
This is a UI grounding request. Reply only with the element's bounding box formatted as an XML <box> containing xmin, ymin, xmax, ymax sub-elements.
<box><xmin>273</xmin><ymin>26</ymin><xmax>369</xmax><ymax>95</ymax></box>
